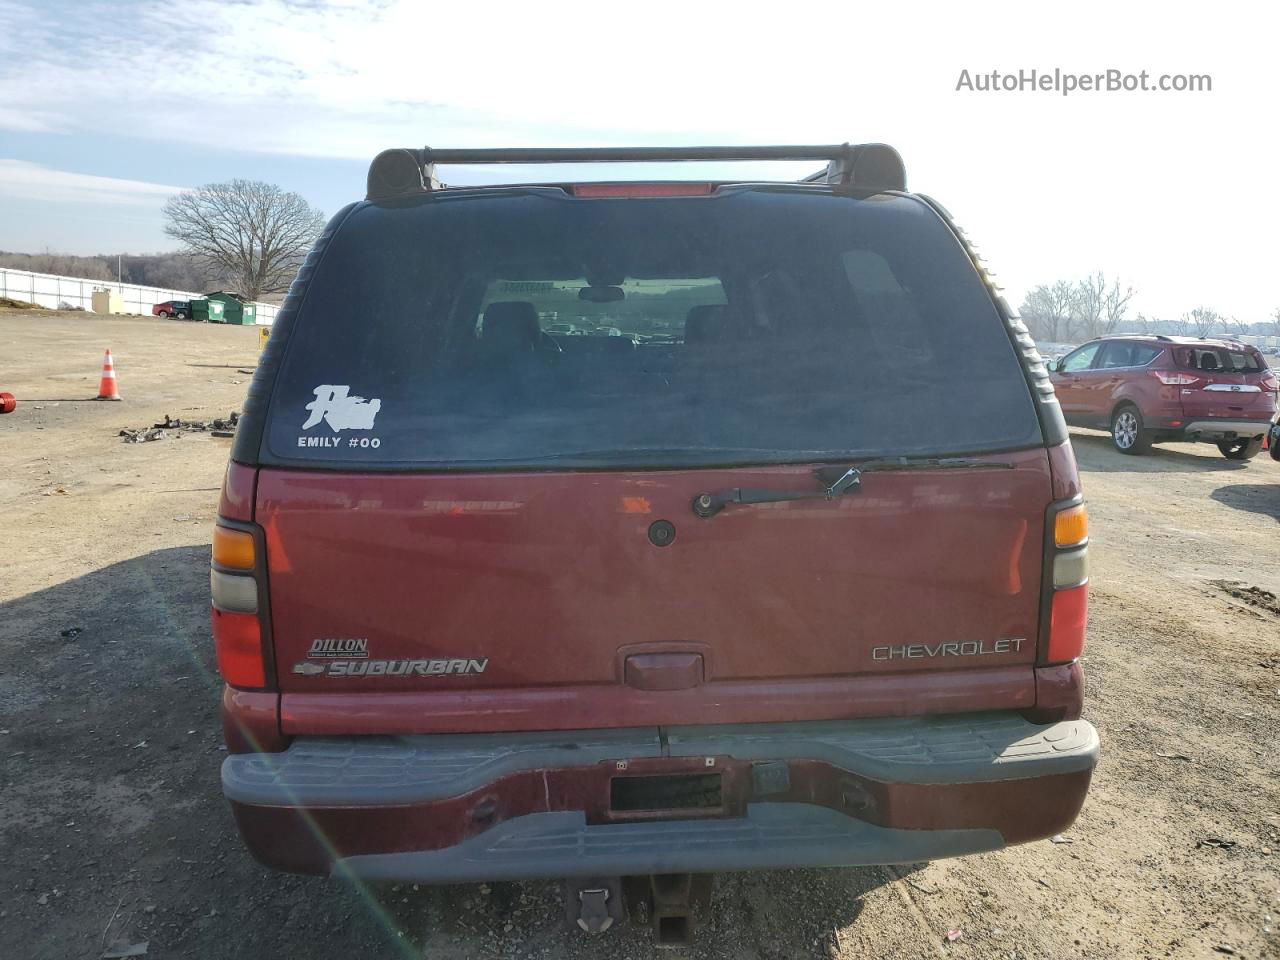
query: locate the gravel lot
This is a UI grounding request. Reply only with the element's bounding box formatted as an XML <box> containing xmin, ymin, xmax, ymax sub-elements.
<box><xmin>2</xmin><ymin>309</ymin><xmax>1278</xmax><ymax>960</ymax></box>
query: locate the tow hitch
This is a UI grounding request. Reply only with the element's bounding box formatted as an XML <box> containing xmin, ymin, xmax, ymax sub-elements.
<box><xmin>646</xmin><ymin>873</ymin><xmax>713</xmax><ymax>946</ymax></box>
<box><xmin>564</xmin><ymin>874</ymin><xmax>712</xmax><ymax>946</ymax></box>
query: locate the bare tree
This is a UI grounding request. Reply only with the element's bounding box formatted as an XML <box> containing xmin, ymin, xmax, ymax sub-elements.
<box><xmin>0</xmin><ymin>251</ymin><xmax>114</xmax><ymax>280</ymax></box>
<box><xmin>1132</xmin><ymin>313</ymin><xmax>1153</xmax><ymax>335</ymax></box>
<box><xmin>163</xmin><ymin>180</ymin><xmax>324</xmax><ymax>301</ymax></box>
<box><xmin>1021</xmin><ymin>280</ymin><xmax>1082</xmax><ymax>342</ymax></box>
<box><xmin>1221</xmin><ymin>315</ymin><xmax>1249</xmax><ymax>337</ymax></box>
<box><xmin>1271</xmin><ymin>307</ymin><xmax>1280</xmax><ymax>338</ymax></box>
<box><xmin>1073</xmin><ymin>272</ymin><xmax>1107</xmax><ymax>340</ymax></box>
<box><xmin>1046</xmin><ymin>280</ymin><xmax>1078</xmax><ymax>342</ymax></box>
<box><xmin>1100</xmin><ymin>277</ymin><xmax>1136</xmax><ymax>336</ymax></box>
<box><xmin>1182</xmin><ymin>306</ymin><xmax>1221</xmax><ymax>337</ymax></box>
<box><xmin>1019</xmin><ymin>286</ymin><xmax>1053</xmax><ymax>341</ymax></box>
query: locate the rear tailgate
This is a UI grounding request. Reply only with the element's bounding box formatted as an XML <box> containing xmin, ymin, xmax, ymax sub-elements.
<box><xmin>245</xmin><ymin>187</ymin><xmax>1056</xmax><ymax>734</ymax></box>
<box><xmin>260</xmin><ymin>450</ymin><xmax>1050</xmax><ymax>730</ymax></box>
<box><xmin>1177</xmin><ymin>345</ymin><xmax>1275</xmax><ymax>421</ymax></box>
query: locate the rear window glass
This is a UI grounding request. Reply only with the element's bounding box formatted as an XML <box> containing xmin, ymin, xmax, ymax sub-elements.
<box><xmin>266</xmin><ymin>188</ymin><xmax>1041</xmax><ymax>468</ymax></box>
<box><xmin>1177</xmin><ymin>347</ymin><xmax>1264</xmax><ymax>373</ymax></box>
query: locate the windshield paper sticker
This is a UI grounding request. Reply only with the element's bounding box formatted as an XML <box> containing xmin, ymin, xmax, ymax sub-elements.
<box><xmin>298</xmin><ymin>384</ymin><xmax>382</xmax><ymax>449</ymax></box>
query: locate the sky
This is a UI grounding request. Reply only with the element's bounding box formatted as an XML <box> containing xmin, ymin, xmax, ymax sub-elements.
<box><xmin>0</xmin><ymin>0</ymin><xmax>1276</xmax><ymax>322</ymax></box>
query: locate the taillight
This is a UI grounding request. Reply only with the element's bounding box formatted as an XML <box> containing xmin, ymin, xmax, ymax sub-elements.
<box><xmin>1053</xmin><ymin>504</ymin><xmax>1088</xmax><ymax>548</ymax></box>
<box><xmin>1048</xmin><ymin>585</ymin><xmax>1088</xmax><ymax>664</ymax></box>
<box><xmin>213</xmin><ymin>526</ymin><xmax>255</xmax><ymax>569</ymax></box>
<box><xmin>211</xmin><ymin>521</ymin><xmax>269</xmax><ymax>689</ymax></box>
<box><xmin>1149</xmin><ymin>370</ymin><xmax>1200</xmax><ymax>386</ymax></box>
<box><xmin>211</xmin><ymin>609</ymin><xmax>267</xmax><ymax>688</ymax></box>
<box><xmin>1045</xmin><ymin>501</ymin><xmax>1088</xmax><ymax>665</ymax></box>
<box><xmin>570</xmin><ymin>182</ymin><xmax>714</xmax><ymax>197</ymax></box>
<box><xmin>1260</xmin><ymin>372</ymin><xmax>1279</xmax><ymax>393</ymax></box>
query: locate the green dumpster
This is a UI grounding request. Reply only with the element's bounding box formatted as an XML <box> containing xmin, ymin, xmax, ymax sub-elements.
<box><xmin>189</xmin><ymin>298</ymin><xmax>225</xmax><ymax>323</ymax></box>
<box><xmin>206</xmin><ymin>291</ymin><xmax>255</xmax><ymax>325</ymax></box>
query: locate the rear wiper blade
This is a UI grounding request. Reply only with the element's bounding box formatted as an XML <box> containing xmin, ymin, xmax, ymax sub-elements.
<box><xmin>691</xmin><ymin>457</ymin><xmax>1015</xmax><ymax>518</ymax></box>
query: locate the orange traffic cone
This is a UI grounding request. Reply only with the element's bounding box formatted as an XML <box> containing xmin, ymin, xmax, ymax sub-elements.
<box><xmin>96</xmin><ymin>348</ymin><xmax>122</xmax><ymax>401</ymax></box>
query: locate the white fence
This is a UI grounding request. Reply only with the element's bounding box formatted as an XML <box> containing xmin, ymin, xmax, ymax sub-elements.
<box><xmin>0</xmin><ymin>266</ymin><xmax>278</xmax><ymax>324</ymax></box>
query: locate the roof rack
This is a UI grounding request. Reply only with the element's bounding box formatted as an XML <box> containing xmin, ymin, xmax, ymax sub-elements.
<box><xmin>366</xmin><ymin>143</ymin><xmax>906</xmax><ymax>201</ymax></box>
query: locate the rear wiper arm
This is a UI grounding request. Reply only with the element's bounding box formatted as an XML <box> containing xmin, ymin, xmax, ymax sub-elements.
<box><xmin>691</xmin><ymin>457</ymin><xmax>1014</xmax><ymax>519</ymax></box>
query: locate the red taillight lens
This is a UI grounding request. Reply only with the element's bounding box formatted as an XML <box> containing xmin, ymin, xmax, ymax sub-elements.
<box><xmin>1260</xmin><ymin>372</ymin><xmax>1279</xmax><ymax>393</ymax></box>
<box><xmin>571</xmin><ymin>182</ymin><xmax>714</xmax><ymax>198</ymax></box>
<box><xmin>211</xmin><ymin>608</ymin><xmax>267</xmax><ymax>688</ymax></box>
<box><xmin>1048</xmin><ymin>584</ymin><xmax>1088</xmax><ymax>664</ymax></box>
<box><xmin>1149</xmin><ymin>370</ymin><xmax>1200</xmax><ymax>386</ymax></box>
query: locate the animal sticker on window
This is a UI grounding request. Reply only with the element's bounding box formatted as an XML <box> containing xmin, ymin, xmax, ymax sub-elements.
<box><xmin>302</xmin><ymin>385</ymin><xmax>381</xmax><ymax>432</ymax></box>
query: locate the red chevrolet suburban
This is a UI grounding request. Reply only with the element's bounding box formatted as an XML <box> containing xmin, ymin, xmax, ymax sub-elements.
<box><xmin>211</xmin><ymin>144</ymin><xmax>1098</xmax><ymax>942</ymax></box>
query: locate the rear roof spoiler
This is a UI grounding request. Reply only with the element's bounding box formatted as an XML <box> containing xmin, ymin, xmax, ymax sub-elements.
<box><xmin>366</xmin><ymin>143</ymin><xmax>906</xmax><ymax>202</ymax></box>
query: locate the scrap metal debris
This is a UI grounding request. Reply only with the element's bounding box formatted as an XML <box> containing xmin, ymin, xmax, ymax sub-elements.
<box><xmin>1197</xmin><ymin>837</ymin><xmax>1237</xmax><ymax>850</ymax></box>
<box><xmin>119</xmin><ymin>411</ymin><xmax>238</xmax><ymax>442</ymax></box>
<box><xmin>119</xmin><ymin>428</ymin><xmax>165</xmax><ymax>443</ymax></box>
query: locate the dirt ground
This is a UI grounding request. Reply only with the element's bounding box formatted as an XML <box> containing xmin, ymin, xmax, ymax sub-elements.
<box><xmin>2</xmin><ymin>308</ymin><xmax>1278</xmax><ymax>960</ymax></box>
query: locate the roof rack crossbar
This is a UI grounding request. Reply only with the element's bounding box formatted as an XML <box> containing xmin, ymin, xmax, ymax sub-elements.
<box><xmin>422</xmin><ymin>145</ymin><xmax>858</xmax><ymax>164</ymax></box>
<box><xmin>366</xmin><ymin>143</ymin><xmax>906</xmax><ymax>201</ymax></box>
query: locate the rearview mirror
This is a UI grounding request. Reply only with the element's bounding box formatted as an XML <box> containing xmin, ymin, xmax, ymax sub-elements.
<box><xmin>579</xmin><ymin>285</ymin><xmax>625</xmax><ymax>303</ymax></box>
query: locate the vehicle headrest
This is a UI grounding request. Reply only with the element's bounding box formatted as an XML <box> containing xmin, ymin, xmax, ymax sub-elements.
<box><xmin>685</xmin><ymin>304</ymin><xmax>727</xmax><ymax>344</ymax></box>
<box><xmin>482</xmin><ymin>301</ymin><xmax>540</xmax><ymax>350</ymax></box>
<box><xmin>1200</xmin><ymin>352</ymin><xmax>1220</xmax><ymax>371</ymax></box>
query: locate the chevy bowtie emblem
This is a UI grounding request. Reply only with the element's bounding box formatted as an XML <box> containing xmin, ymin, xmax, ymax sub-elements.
<box><xmin>292</xmin><ymin>662</ymin><xmax>325</xmax><ymax>676</ymax></box>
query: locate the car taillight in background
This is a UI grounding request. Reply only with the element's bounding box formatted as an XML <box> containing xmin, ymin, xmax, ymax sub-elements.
<box><xmin>1149</xmin><ymin>370</ymin><xmax>1201</xmax><ymax>386</ymax></box>
<box><xmin>1046</xmin><ymin>502</ymin><xmax>1088</xmax><ymax>665</ymax></box>
<box><xmin>211</xmin><ymin>523</ymin><xmax>269</xmax><ymax>689</ymax></box>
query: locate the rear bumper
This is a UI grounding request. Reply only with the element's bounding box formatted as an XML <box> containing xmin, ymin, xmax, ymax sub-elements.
<box><xmin>333</xmin><ymin>807</ymin><xmax>1005</xmax><ymax>883</ymax></box>
<box><xmin>223</xmin><ymin>711</ymin><xmax>1098</xmax><ymax>882</ymax></box>
<box><xmin>1177</xmin><ymin>419</ymin><xmax>1272</xmax><ymax>441</ymax></box>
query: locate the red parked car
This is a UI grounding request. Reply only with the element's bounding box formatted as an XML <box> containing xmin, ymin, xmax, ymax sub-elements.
<box><xmin>152</xmin><ymin>299</ymin><xmax>190</xmax><ymax>319</ymax></box>
<box><xmin>1049</xmin><ymin>335</ymin><xmax>1278</xmax><ymax>457</ymax></box>
<box><xmin>210</xmin><ymin>144</ymin><xmax>1098</xmax><ymax>942</ymax></box>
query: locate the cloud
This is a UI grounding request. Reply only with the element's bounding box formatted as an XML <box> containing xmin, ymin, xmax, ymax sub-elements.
<box><xmin>0</xmin><ymin>159</ymin><xmax>186</xmax><ymax>205</ymax></box>
<box><xmin>1</xmin><ymin>0</ymin><xmax>1273</xmax><ymax>162</ymax></box>
<box><xmin>2</xmin><ymin>0</ymin><xmax>1279</xmax><ymax>318</ymax></box>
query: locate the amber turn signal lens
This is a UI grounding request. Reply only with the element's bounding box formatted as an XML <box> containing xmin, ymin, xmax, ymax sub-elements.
<box><xmin>213</xmin><ymin>525</ymin><xmax>256</xmax><ymax>569</ymax></box>
<box><xmin>1054</xmin><ymin>505</ymin><xmax>1088</xmax><ymax>547</ymax></box>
